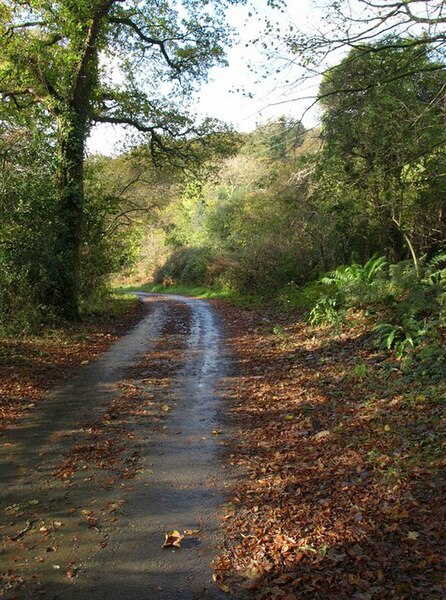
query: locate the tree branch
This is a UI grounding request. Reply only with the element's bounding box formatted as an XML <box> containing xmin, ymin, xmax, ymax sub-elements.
<box><xmin>92</xmin><ymin>113</ymin><xmax>158</xmax><ymax>132</ymax></box>
<box><xmin>108</xmin><ymin>16</ymin><xmax>180</xmax><ymax>72</ymax></box>
<box><xmin>318</xmin><ymin>63</ymin><xmax>445</xmax><ymax>105</ymax></box>
<box><xmin>402</xmin><ymin>1</ymin><xmax>446</xmax><ymax>24</ymax></box>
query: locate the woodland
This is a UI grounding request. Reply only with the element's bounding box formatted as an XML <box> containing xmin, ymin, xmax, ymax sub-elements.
<box><xmin>0</xmin><ymin>0</ymin><xmax>445</xmax><ymax>598</ymax></box>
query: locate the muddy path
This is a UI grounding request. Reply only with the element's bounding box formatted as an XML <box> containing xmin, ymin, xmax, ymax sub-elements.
<box><xmin>0</xmin><ymin>294</ymin><xmax>232</xmax><ymax>599</ymax></box>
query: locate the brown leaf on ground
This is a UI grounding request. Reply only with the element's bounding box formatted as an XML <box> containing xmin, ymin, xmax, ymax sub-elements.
<box><xmin>163</xmin><ymin>529</ymin><xmax>184</xmax><ymax>548</ymax></box>
<box><xmin>211</xmin><ymin>299</ymin><xmax>445</xmax><ymax>599</ymax></box>
<box><xmin>0</xmin><ymin>301</ymin><xmax>146</xmax><ymax>430</ymax></box>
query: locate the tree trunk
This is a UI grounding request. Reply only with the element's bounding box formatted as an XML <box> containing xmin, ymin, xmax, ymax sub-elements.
<box><xmin>53</xmin><ymin>109</ymin><xmax>88</xmax><ymax>320</ymax></box>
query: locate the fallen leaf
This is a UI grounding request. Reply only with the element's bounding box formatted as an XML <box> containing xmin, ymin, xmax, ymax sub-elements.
<box><xmin>66</xmin><ymin>562</ymin><xmax>78</xmax><ymax>579</ymax></box>
<box><xmin>313</xmin><ymin>430</ymin><xmax>331</xmax><ymax>439</ymax></box>
<box><xmin>163</xmin><ymin>529</ymin><xmax>184</xmax><ymax>548</ymax></box>
<box><xmin>39</xmin><ymin>525</ymin><xmax>51</xmax><ymax>534</ymax></box>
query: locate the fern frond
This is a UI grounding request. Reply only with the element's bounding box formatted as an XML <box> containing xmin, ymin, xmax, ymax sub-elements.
<box><xmin>428</xmin><ymin>251</ymin><xmax>446</xmax><ymax>269</ymax></box>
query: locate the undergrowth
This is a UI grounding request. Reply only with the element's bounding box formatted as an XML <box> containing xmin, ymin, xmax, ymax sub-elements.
<box><xmin>300</xmin><ymin>253</ymin><xmax>446</xmax><ymax>384</ymax></box>
<box><xmin>0</xmin><ymin>292</ymin><xmax>139</xmax><ymax>338</ymax></box>
<box><xmin>120</xmin><ymin>250</ymin><xmax>446</xmax><ymax>384</ymax></box>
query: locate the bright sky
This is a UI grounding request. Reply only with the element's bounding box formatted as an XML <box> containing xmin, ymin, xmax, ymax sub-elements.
<box><xmin>87</xmin><ymin>0</ymin><xmax>323</xmax><ymax>155</ymax></box>
<box><xmin>195</xmin><ymin>0</ymin><xmax>320</xmax><ymax>130</ymax></box>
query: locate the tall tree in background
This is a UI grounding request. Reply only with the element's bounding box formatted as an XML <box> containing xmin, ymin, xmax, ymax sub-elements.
<box><xmin>317</xmin><ymin>40</ymin><xmax>446</xmax><ymax>267</ymax></box>
<box><xmin>0</xmin><ymin>0</ymin><xmax>244</xmax><ymax>319</ymax></box>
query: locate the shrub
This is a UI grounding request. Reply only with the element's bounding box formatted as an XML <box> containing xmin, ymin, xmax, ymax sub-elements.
<box><xmin>225</xmin><ymin>242</ymin><xmax>298</xmax><ymax>295</ymax></box>
<box><xmin>305</xmin><ymin>252</ymin><xmax>446</xmax><ymax>383</ymax></box>
<box><xmin>153</xmin><ymin>247</ymin><xmax>215</xmax><ymax>287</ymax></box>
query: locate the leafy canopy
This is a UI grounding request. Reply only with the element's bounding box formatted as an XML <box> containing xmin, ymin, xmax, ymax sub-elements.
<box><xmin>0</xmin><ymin>0</ymin><xmax>245</xmax><ymax>137</ymax></box>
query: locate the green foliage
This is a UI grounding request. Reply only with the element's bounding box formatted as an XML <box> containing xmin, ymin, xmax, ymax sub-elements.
<box><xmin>383</xmin><ymin>254</ymin><xmax>446</xmax><ymax>379</ymax></box>
<box><xmin>372</xmin><ymin>321</ymin><xmax>418</xmax><ymax>358</ymax></box>
<box><xmin>277</xmin><ymin>281</ymin><xmax>332</xmax><ymax>310</ymax></box>
<box><xmin>353</xmin><ymin>364</ymin><xmax>369</xmax><ymax>379</ymax></box>
<box><xmin>116</xmin><ymin>282</ymin><xmax>244</xmax><ymax>302</ymax></box>
<box><xmin>0</xmin><ymin>126</ymin><xmax>57</xmax><ymax>333</ymax></box>
<box><xmin>150</xmin><ymin>43</ymin><xmax>446</xmax><ymax>303</ymax></box>
<box><xmin>3</xmin><ymin>16</ymin><xmax>445</xmax><ymax>342</ymax></box>
<box><xmin>81</xmin><ymin>293</ymin><xmax>139</xmax><ymax>322</ymax></box>
<box><xmin>317</xmin><ymin>40</ymin><xmax>446</xmax><ymax>264</ymax></box>
<box><xmin>0</xmin><ymin>0</ymin><xmax>244</xmax><ymax>320</ymax></box>
<box><xmin>224</xmin><ymin>240</ymin><xmax>298</xmax><ymax>295</ymax></box>
<box><xmin>0</xmin><ymin>128</ymin><xmax>146</xmax><ymax>333</ymax></box>
<box><xmin>303</xmin><ymin>255</ymin><xmax>388</xmax><ymax>328</ymax></box>
<box><xmin>305</xmin><ymin>251</ymin><xmax>446</xmax><ymax>383</ymax></box>
<box><xmin>153</xmin><ymin>247</ymin><xmax>215</xmax><ymax>287</ymax></box>
<box><xmin>242</xmin><ymin>117</ymin><xmax>306</xmax><ymax>161</ymax></box>
<box><xmin>152</xmin><ymin>119</ymin><xmax>320</xmax><ymax>295</ymax></box>
<box><xmin>404</xmin><ymin>342</ymin><xmax>446</xmax><ymax>384</ymax></box>
<box><xmin>321</xmin><ymin>255</ymin><xmax>387</xmax><ymax>286</ymax></box>
<box><xmin>308</xmin><ymin>296</ymin><xmax>341</xmax><ymax>327</ymax></box>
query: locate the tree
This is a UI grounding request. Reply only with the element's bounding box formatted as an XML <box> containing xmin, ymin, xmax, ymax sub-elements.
<box><xmin>153</xmin><ymin>120</ymin><xmax>325</xmax><ymax>293</ymax></box>
<box><xmin>0</xmin><ymin>121</ymin><xmax>58</xmax><ymax>331</ymax></box>
<box><xmin>243</xmin><ymin>116</ymin><xmax>306</xmax><ymax>161</ymax></box>
<box><xmin>316</xmin><ymin>40</ymin><xmax>446</xmax><ymax>268</ymax></box>
<box><xmin>0</xmin><ymin>0</ymin><xmax>244</xmax><ymax>319</ymax></box>
<box><xmin>278</xmin><ymin>0</ymin><xmax>446</xmax><ymax>119</ymax></box>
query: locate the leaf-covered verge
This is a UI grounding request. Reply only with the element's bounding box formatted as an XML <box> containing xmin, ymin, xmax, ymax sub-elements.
<box><xmin>212</xmin><ymin>300</ymin><xmax>445</xmax><ymax>599</ymax></box>
<box><xmin>0</xmin><ymin>296</ymin><xmax>142</xmax><ymax>430</ymax></box>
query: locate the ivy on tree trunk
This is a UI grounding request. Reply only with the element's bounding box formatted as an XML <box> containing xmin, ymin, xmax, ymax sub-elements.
<box><xmin>54</xmin><ymin>110</ymin><xmax>89</xmax><ymax>320</ymax></box>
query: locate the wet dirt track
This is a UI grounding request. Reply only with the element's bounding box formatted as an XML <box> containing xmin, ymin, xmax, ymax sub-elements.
<box><xmin>0</xmin><ymin>294</ymin><xmax>231</xmax><ymax>599</ymax></box>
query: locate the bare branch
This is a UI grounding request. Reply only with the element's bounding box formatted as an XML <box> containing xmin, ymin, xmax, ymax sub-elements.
<box><xmin>402</xmin><ymin>0</ymin><xmax>446</xmax><ymax>24</ymax></box>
